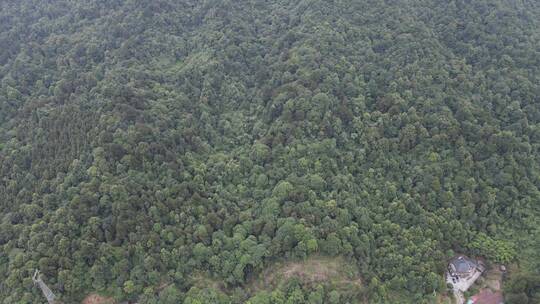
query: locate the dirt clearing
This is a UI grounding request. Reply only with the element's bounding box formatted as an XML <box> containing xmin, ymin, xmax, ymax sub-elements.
<box><xmin>254</xmin><ymin>256</ymin><xmax>362</xmax><ymax>290</ymax></box>
<box><xmin>82</xmin><ymin>294</ymin><xmax>115</xmax><ymax>304</ymax></box>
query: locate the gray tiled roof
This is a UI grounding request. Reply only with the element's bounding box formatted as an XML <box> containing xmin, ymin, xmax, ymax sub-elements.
<box><xmin>450</xmin><ymin>256</ymin><xmax>476</xmax><ymax>273</ymax></box>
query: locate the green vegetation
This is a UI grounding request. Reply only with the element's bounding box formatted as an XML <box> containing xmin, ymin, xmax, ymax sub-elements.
<box><xmin>468</xmin><ymin>233</ymin><xmax>516</xmax><ymax>264</ymax></box>
<box><xmin>1</xmin><ymin>0</ymin><xmax>539</xmax><ymax>303</ymax></box>
<box><xmin>504</xmin><ymin>271</ymin><xmax>540</xmax><ymax>304</ymax></box>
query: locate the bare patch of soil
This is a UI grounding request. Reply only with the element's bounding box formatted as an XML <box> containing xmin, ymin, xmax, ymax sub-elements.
<box><xmin>259</xmin><ymin>256</ymin><xmax>362</xmax><ymax>289</ymax></box>
<box><xmin>281</xmin><ymin>259</ymin><xmax>336</xmax><ymax>282</ymax></box>
<box><xmin>82</xmin><ymin>294</ymin><xmax>115</xmax><ymax>304</ymax></box>
<box><xmin>191</xmin><ymin>273</ymin><xmax>228</xmax><ymax>293</ymax></box>
<box><xmin>483</xmin><ymin>267</ymin><xmax>503</xmax><ymax>291</ymax></box>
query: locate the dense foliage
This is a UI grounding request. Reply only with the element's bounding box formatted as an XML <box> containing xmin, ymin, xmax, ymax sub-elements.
<box><xmin>1</xmin><ymin>0</ymin><xmax>539</xmax><ymax>303</ymax></box>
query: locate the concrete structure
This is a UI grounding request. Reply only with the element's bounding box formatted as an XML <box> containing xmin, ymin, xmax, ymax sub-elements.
<box><xmin>446</xmin><ymin>256</ymin><xmax>486</xmax><ymax>304</ymax></box>
<box><xmin>448</xmin><ymin>256</ymin><xmax>484</xmax><ymax>280</ymax></box>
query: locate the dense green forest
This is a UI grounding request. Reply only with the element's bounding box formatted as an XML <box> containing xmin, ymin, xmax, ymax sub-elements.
<box><xmin>1</xmin><ymin>0</ymin><xmax>539</xmax><ymax>303</ymax></box>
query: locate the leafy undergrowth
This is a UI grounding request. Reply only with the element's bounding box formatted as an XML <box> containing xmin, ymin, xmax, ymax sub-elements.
<box><xmin>191</xmin><ymin>256</ymin><xmax>363</xmax><ymax>300</ymax></box>
<box><xmin>191</xmin><ymin>273</ymin><xmax>228</xmax><ymax>294</ymax></box>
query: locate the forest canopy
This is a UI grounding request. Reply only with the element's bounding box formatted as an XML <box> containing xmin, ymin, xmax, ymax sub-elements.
<box><xmin>0</xmin><ymin>0</ymin><xmax>539</xmax><ymax>303</ymax></box>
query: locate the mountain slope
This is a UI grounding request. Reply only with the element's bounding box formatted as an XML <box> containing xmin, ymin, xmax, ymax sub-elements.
<box><xmin>1</xmin><ymin>0</ymin><xmax>539</xmax><ymax>303</ymax></box>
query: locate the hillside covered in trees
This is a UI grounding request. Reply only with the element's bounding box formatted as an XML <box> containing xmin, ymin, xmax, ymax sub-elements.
<box><xmin>1</xmin><ymin>0</ymin><xmax>539</xmax><ymax>303</ymax></box>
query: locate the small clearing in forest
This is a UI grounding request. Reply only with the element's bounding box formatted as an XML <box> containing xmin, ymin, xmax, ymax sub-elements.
<box><xmin>254</xmin><ymin>256</ymin><xmax>362</xmax><ymax>290</ymax></box>
<box><xmin>81</xmin><ymin>294</ymin><xmax>115</xmax><ymax>304</ymax></box>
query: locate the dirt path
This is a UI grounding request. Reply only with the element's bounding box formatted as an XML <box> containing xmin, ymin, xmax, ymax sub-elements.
<box><xmin>453</xmin><ymin>290</ymin><xmax>464</xmax><ymax>304</ymax></box>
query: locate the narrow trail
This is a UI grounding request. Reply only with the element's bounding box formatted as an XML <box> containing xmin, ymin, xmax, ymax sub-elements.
<box><xmin>453</xmin><ymin>290</ymin><xmax>464</xmax><ymax>304</ymax></box>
